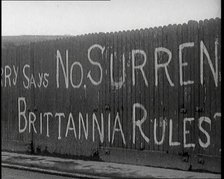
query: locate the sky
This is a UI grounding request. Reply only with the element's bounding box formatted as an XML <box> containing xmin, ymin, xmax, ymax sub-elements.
<box><xmin>2</xmin><ymin>0</ymin><xmax>221</xmax><ymax>36</ymax></box>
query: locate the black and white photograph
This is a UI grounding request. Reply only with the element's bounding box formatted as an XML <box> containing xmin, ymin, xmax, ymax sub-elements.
<box><xmin>2</xmin><ymin>0</ymin><xmax>221</xmax><ymax>178</ymax></box>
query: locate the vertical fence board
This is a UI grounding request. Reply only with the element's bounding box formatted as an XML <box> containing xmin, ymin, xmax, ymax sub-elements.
<box><xmin>215</xmin><ymin>18</ymin><xmax>221</xmax><ymax>156</ymax></box>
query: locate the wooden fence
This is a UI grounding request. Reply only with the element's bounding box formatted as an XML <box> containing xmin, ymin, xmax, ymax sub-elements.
<box><xmin>1</xmin><ymin>18</ymin><xmax>221</xmax><ymax>172</ymax></box>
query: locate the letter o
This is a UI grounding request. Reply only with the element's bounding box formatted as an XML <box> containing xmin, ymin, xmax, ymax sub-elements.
<box><xmin>70</xmin><ymin>62</ymin><xmax>83</xmax><ymax>88</ymax></box>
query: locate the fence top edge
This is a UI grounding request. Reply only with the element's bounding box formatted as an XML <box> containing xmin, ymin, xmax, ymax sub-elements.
<box><xmin>2</xmin><ymin>17</ymin><xmax>220</xmax><ymax>49</ymax></box>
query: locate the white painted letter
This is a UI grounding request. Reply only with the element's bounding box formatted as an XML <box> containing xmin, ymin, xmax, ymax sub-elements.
<box><xmin>56</xmin><ymin>50</ymin><xmax>69</xmax><ymax>88</ymax></box>
<box><xmin>1</xmin><ymin>68</ymin><xmax>4</xmax><ymax>87</ymax></box>
<box><xmin>79</xmin><ymin>113</ymin><xmax>88</xmax><ymax>140</ymax></box>
<box><xmin>55</xmin><ymin>113</ymin><xmax>65</xmax><ymax>140</ymax></box>
<box><xmin>155</xmin><ymin>47</ymin><xmax>174</xmax><ymax>86</ymax></box>
<box><xmin>110</xmin><ymin>53</ymin><xmax>126</xmax><ymax>89</ymax></box>
<box><xmin>112</xmin><ymin>112</ymin><xmax>126</xmax><ymax>145</ymax></box>
<box><xmin>70</xmin><ymin>61</ymin><xmax>83</xmax><ymax>88</ymax></box>
<box><xmin>13</xmin><ymin>65</ymin><xmax>19</xmax><ymax>85</ymax></box>
<box><xmin>65</xmin><ymin>113</ymin><xmax>77</xmax><ymax>138</ymax></box>
<box><xmin>154</xmin><ymin>118</ymin><xmax>166</xmax><ymax>145</ymax></box>
<box><xmin>5</xmin><ymin>65</ymin><xmax>12</xmax><ymax>87</ymax></box>
<box><xmin>179</xmin><ymin>42</ymin><xmax>194</xmax><ymax>86</ymax></box>
<box><xmin>169</xmin><ymin>119</ymin><xmax>180</xmax><ymax>146</ymax></box>
<box><xmin>198</xmin><ymin>116</ymin><xmax>211</xmax><ymax>148</ymax></box>
<box><xmin>44</xmin><ymin>112</ymin><xmax>53</xmax><ymax>137</ymax></box>
<box><xmin>87</xmin><ymin>44</ymin><xmax>105</xmax><ymax>86</ymax></box>
<box><xmin>200</xmin><ymin>41</ymin><xmax>218</xmax><ymax>87</ymax></box>
<box><xmin>92</xmin><ymin>113</ymin><xmax>104</xmax><ymax>143</ymax></box>
<box><xmin>40</xmin><ymin>113</ymin><xmax>43</xmax><ymax>134</ymax></box>
<box><xmin>132</xmin><ymin>49</ymin><xmax>148</xmax><ymax>87</ymax></box>
<box><xmin>132</xmin><ymin>103</ymin><xmax>149</xmax><ymax>144</ymax></box>
<box><xmin>183</xmin><ymin>117</ymin><xmax>195</xmax><ymax>148</ymax></box>
<box><xmin>108</xmin><ymin>113</ymin><xmax>111</xmax><ymax>143</ymax></box>
<box><xmin>23</xmin><ymin>64</ymin><xmax>30</xmax><ymax>89</ymax></box>
<box><xmin>18</xmin><ymin>97</ymin><xmax>27</xmax><ymax>133</ymax></box>
<box><xmin>29</xmin><ymin>112</ymin><xmax>37</xmax><ymax>133</ymax></box>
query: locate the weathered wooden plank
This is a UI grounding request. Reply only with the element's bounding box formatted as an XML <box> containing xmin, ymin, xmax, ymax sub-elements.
<box><xmin>188</xmin><ymin>20</ymin><xmax>200</xmax><ymax>156</ymax></box>
<box><xmin>115</xmin><ymin>31</ymin><xmax>122</xmax><ymax>148</ymax></box>
<box><xmin>151</xmin><ymin>26</ymin><xmax>158</xmax><ymax>151</ymax></box>
<box><xmin>134</xmin><ymin>29</ymin><xmax>142</xmax><ymax>151</ymax></box>
<box><xmin>118</xmin><ymin>30</ymin><xmax>126</xmax><ymax>149</ymax></box>
<box><xmin>108</xmin><ymin>32</ymin><xmax>114</xmax><ymax>149</ymax></box>
<box><xmin>140</xmin><ymin>28</ymin><xmax>149</xmax><ymax>151</ymax></box>
<box><xmin>161</xmin><ymin>25</ymin><xmax>170</xmax><ymax>153</ymax></box>
<box><xmin>208</xmin><ymin>18</ymin><xmax>219</xmax><ymax>156</ymax></box>
<box><xmin>155</xmin><ymin>26</ymin><xmax>164</xmax><ymax>152</ymax></box>
<box><xmin>214</xmin><ymin>18</ymin><xmax>221</xmax><ymax>156</ymax></box>
<box><xmin>125</xmin><ymin>30</ymin><xmax>133</xmax><ymax>150</ymax></box>
<box><xmin>176</xmin><ymin>23</ymin><xmax>184</xmax><ymax>153</ymax></box>
<box><xmin>166</xmin><ymin>24</ymin><xmax>180</xmax><ymax>154</ymax></box>
<box><xmin>146</xmin><ymin>27</ymin><xmax>154</xmax><ymax>151</ymax></box>
<box><xmin>202</xmin><ymin>19</ymin><xmax>211</xmax><ymax>156</ymax></box>
<box><xmin>197</xmin><ymin>20</ymin><xmax>204</xmax><ymax>157</ymax></box>
<box><xmin>183</xmin><ymin>21</ymin><xmax>195</xmax><ymax>154</ymax></box>
<box><xmin>104</xmin><ymin>32</ymin><xmax>111</xmax><ymax>148</ymax></box>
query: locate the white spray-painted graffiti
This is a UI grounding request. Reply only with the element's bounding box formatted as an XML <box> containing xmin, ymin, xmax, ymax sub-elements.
<box><xmin>18</xmin><ymin>97</ymin><xmax>221</xmax><ymax>149</ymax></box>
<box><xmin>1</xmin><ymin>40</ymin><xmax>220</xmax><ymax>150</ymax></box>
<box><xmin>55</xmin><ymin>40</ymin><xmax>219</xmax><ymax>89</ymax></box>
<box><xmin>1</xmin><ymin>40</ymin><xmax>220</xmax><ymax>89</ymax></box>
<box><xmin>1</xmin><ymin>64</ymin><xmax>49</xmax><ymax>89</ymax></box>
